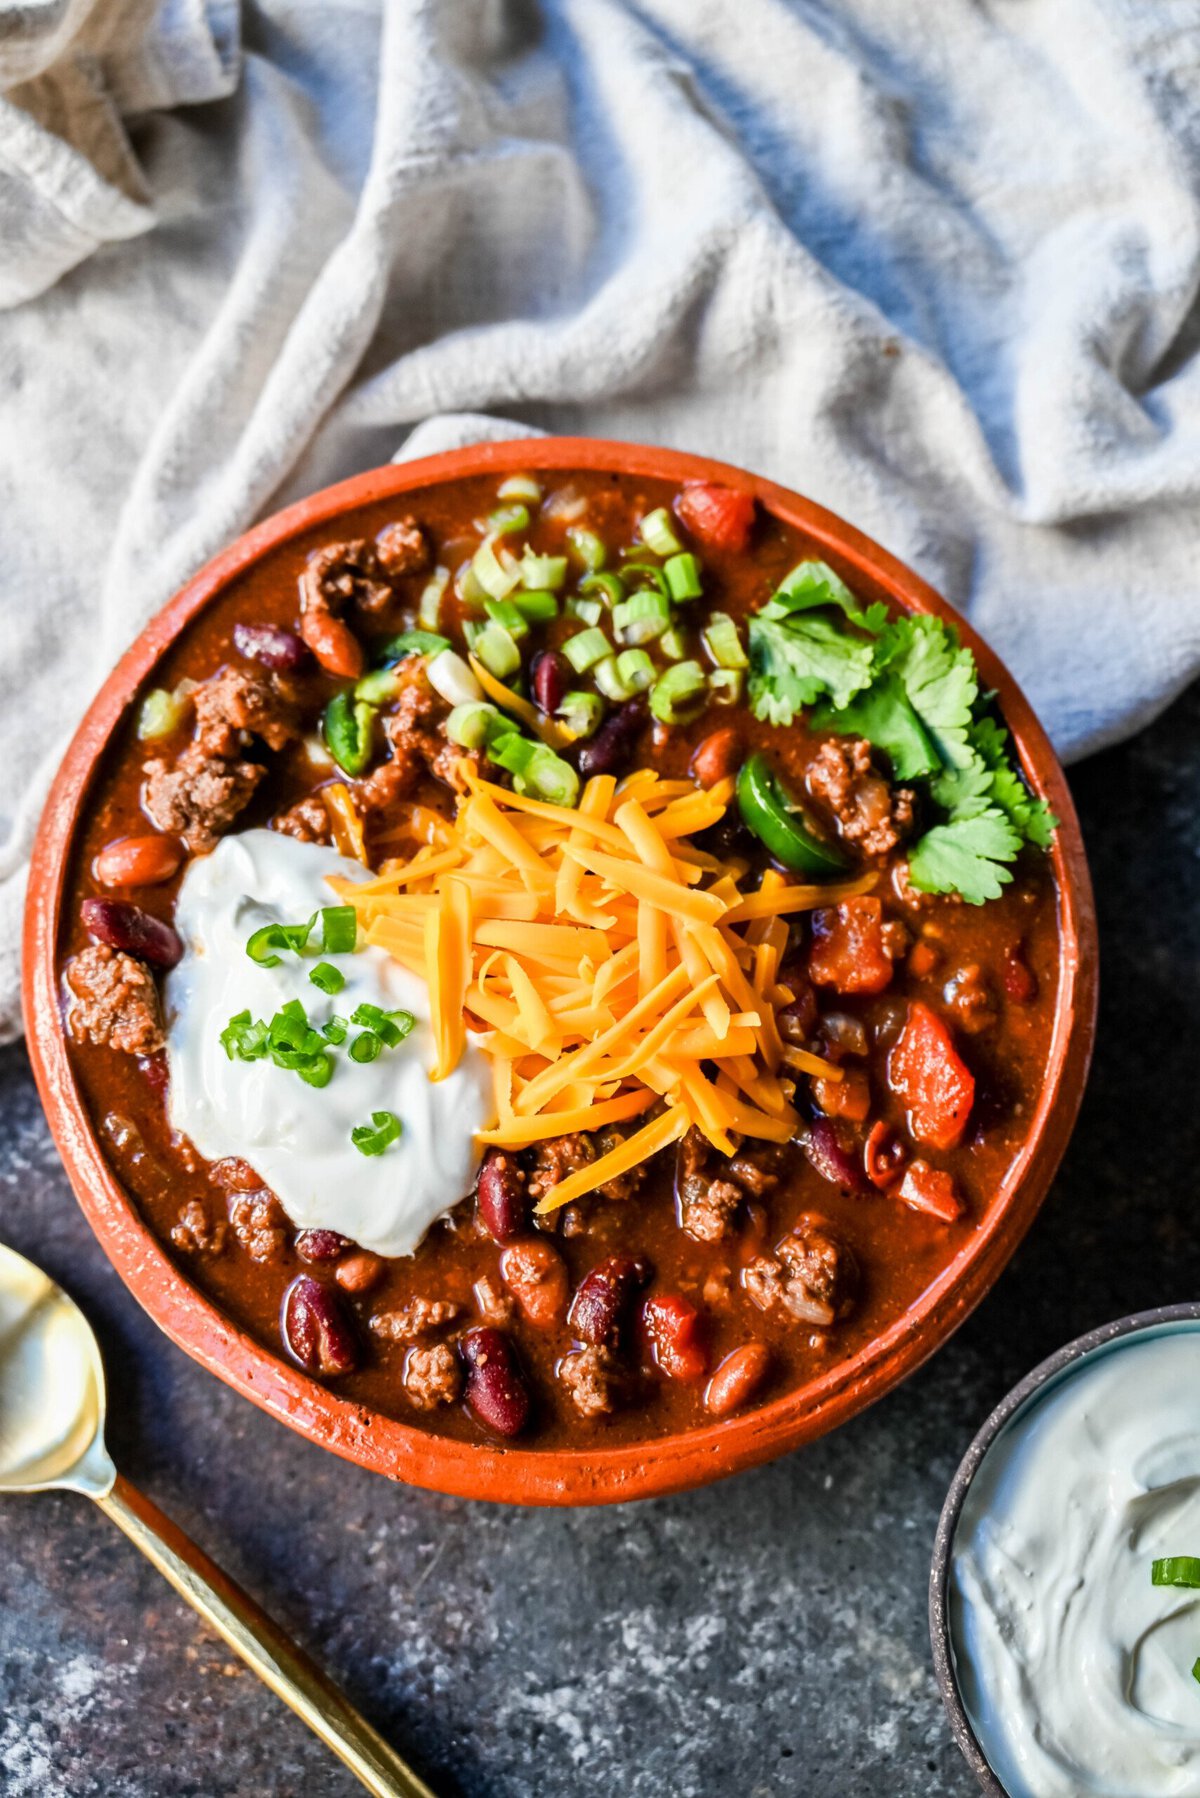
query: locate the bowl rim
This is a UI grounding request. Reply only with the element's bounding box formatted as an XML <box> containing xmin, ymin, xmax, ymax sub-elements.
<box><xmin>928</xmin><ymin>1302</ymin><xmax>1200</xmax><ymax>1795</ymax></box>
<box><xmin>22</xmin><ymin>435</ymin><xmax>1099</xmax><ymax>1506</ymax></box>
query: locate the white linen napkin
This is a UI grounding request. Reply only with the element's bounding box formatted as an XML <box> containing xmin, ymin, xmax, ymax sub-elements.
<box><xmin>3</xmin><ymin>0</ymin><xmax>1200</xmax><ymax>1042</ymax></box>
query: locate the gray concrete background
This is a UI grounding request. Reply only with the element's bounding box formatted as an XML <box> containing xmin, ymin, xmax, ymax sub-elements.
<box><xmin>0</xmin><ymin>682</ymin><xmax>1195</xmax><ymax>1798</ymax></box>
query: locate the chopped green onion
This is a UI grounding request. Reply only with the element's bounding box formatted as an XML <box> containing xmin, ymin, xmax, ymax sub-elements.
<box><xmin>659</xmin><ymin>626</ymin><xmax>688</xmax><ymax>661</ymax></box>
<box><xmin>515</xmin><ymin>743</ymin><xmax>580</xmax><ymax>807</ymax></box>
<box><xmin>417</xmin><ymin>565</ymin><xmax>451</xmax><ymax>630</ymax></box>
<box><xmin>593</xmin><ymin>656</ymin><xmax>634</xmax><ymax>702</ymax></box>
<box><xmin>701</xmin><ymin>611</ymin><xmax>748</xmax><ymax>669</ymax></box>
<box><xmin>137</xmin><ymin>685</ymin><xmax>191</xmax><ymax>741</ymax></box>
<box><xmin>556</xmin><ymin>691</ymin><xmax>604</xmax><ymax>740</ymax></box>
<box><xmin>309</xmin><ymin>961</ymin><xmax>345</xmax><ymax>995</ymax></box>
<box><xmin>649</xmin><ymin>660</ymin><xmax>707</xmax><ymax>724</ymax></box>
<box><xmin>497</xmin><ymin>474</ymin><xmax>542</xmax><ymax>505</ymax></box>
<box><xmin>618</xmin><ymin>560</ymin><xmax>669</xmax><ymax>598</ymax></box>
<box><xmin>566</xmin><ymin>526</ymin><xmax>606</xmax><ymax>572</ymax></box>
<box><xmin>472</xmin><ymin>536</ymin><xmax>521</xmax><ymax>601</ymax></box>
<box><xmin>708</xmin><ymin>668</ymin><xmax>743</xmax><ymax>706</ymax></box>
<box><xmin>511</xmin><ymin>589</ymin><xmax>559</xmax><ymax>624</ymax></box>
<box><xmin>246</xmin><ymin>915</ymin><xmax>316</xmax><ymax>967</ymax></box>
<box><xmin>487</xmin><ymin>503</ymin><xmax>530</xmax><ymax>537</ymax></box>
<box><xmin>484</xmin><ymin>596</ymin><xmax>530</xmax><ymax>640</ymax></box>
<box><xmin>267</xmin><ymin>1001</ymin><xmax>330</xmax><ymax>1070</ymax></box>
<box><xmin>1151</xmin><ymin>1558</ymin><xmax>1200</xmax><ymax>1588</ymax></box>
<box><xmin>563</xmin><ymin>627</ymin><xmax>611</xmax><ymax>673</ymax></box>
<box><xmin>616</xmin><ymin>648</ymin><xmax>656</xmax><ymax>692</ymax></box>
<box><xmin>220</xmin><ymin>1010</ymin><xmax>269</xmax><ymax>1061</ymax></box>
<box><xmin>1193</xmin><ymin>1658</ymin><xmax>1200</xmax><ymax>1687</ymax></box>
<box><xmin>456</xmin><ymin>560</ymin><xmax>488</xmax><ymax>610</ymax></box>
<box><xmin>351</xmin><ymin>1109</ymin><xmax>403</xmax><ymax>1157</ymax></box>
<box><xmin>322</xmin><ymin>1016</ymin><xmax>348</xmax><ymax>1045</ymax></box>
<box><xmin>462</xmin><ymin>620</ymin><xmax>483</xmax><ymax>652</ymax></box>
<box><xmin>349</xmin><ymin>1002</ymin><xmax>416</xmax><ymax>1049</ymax></box>
<box><xmin>664</xmin><ymin>552</ymin><xmax>703</xmax><ymax>602</ymax></box>
<box><xmin>350</xmin><ymin>1032</ymin><xmax>382</xmax><ymax>1064</ymax></box>
<box><xmin>473</xmin><ymin>620</ymin><xmax>522</xmax><ymax>681</ymax></box>
<box><xmin>613</xmin><ymin>589</ymin><xmax>672</xmax><ymax>645</ymax></box>
<box><xmin>320</xmin><ymin>906</ymin><xmax>357</xmax><ymax>954</ymax></box>
<box><xmin>297</xmin><ymin>1052</ymin><xmax>334</xmax><ymax>1088</ymax></box>
<box><xmin>519</xmin><ymin>549</ymin><xmax>568</xmax><ymax>591</ymax></box>
<box><xmin>379</xmin><ymin>628</ymin><xmax>451</xmax><ymax>662</ymax></box>
<box><xmin>426</xmin><ymin>648</ymin><xmax>483</xmax><ymax>708</ymax></box>
<box><xmin>639</xmin><ymin>507</ymin><xmax>684</xmax><ymax>556</ymax></box>
<box><xmin>486</xmin><ymin>730</ymin><xmax>539</xmax><ymax>781</ymax></box>
<box><xmin>566</xmin><ymin>595</ymin><xmax>603</xmax><ymax>626</ymax></box>
<box><xmin>447</xmin><ymin>701</ymin><xmax>500</xmax><ymax>750</ymax></box>
<box><xmin>322</xmin><ymin>691</ymin><xmax>376</xmax><ymax>776</ymax></box>
<box><xmin>580</xmin><ymin>571</ymin><xmax>625</xmax><ymax>608</ymax></box>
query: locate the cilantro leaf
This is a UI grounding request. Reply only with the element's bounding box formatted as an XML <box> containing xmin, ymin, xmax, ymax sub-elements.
<box><xmin>928</xmin><ymin>752</ymin><xmax>995</xmax><ymax>819</ymax></box>
<box><xmin>909</xmin><ymin>809</ymin><xmax>1022</xmax><ymax>906</ymax></box>
<box><xmin>811</xmin><ymin>672</ymin><xmax>940</xmax><ymax>780</ymax></box>
<box><xmin>772</xmin><ymin>560</ymin><xmax>890</xmax><ymax>634</ymax></box>
<box><xmin>877</xmin><ymin>616</ymin><xmax>978</xmax><ymax>769</ymax></box>
<box><xmin>748</xmin><ymin>611</ymin><xmax>877</xmax><ymax>723</ymax></box>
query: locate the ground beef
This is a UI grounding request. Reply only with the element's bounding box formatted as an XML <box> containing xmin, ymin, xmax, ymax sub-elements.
<box><xmin>192</xmin><ymin>667</ymin><xmax>297</xmax><ymax>759</ymax></box>
<box><xmin>403</xmin><ymin>1342</ymin><xmax>462</xmax><ymax>1410</ymax></box>
<box><xmin>273</xmin><ymin>794</ymin><xmax>332</xmax><ymax>844</ymax></box>
<box><xmin>374</xmin><ymin>518</ymin><xmax>429</xmax><ymax>578</ymax></box>
<box><xmin>143</xmin><ymin>744</ymin><xmax>265</xmax><ymax>851</ymax></box>
<box><xmin>743</xmin><ymin>1216</ymin><xmax>858</xmax><ymax>1327</ymax></box>
<box><xmin>370</xmin><ymin>1298</ymin><xmax>462</xmax><ymax>1343</ymax></box>
<box><xmin>728</xmin><ymin>1152</ymin><xmax>781</xmax><ymax>1197</ymax></box>
<box><xmin>430</xmin><ymin>739</ymin><xmax>487</xmax><ymax>794</ymax></box>
<box><xmin>558</xmin><ymin>1346</ymin><xmax>621</xmax><ymax>1419</ymax></box>
<box><xmin>227</xmin><ymin>1189</ymin><xmax>289</xmax><ymax>1263</ymax></box>
<box><xmin>527</xmin><ymin>1133</ymin><xmax>594</xmax><ymax>1204</ymax></box>
<box><xmin>170</xmin><ymin>1200</ymin><xmax>227</xmax><ymax>1256</ymax></box>
<box><xmin>300</xmin><ymin>539</ymin><xmax>391</xmax><ymax>619</ymax></box>
<box><xmin>807</xmin><ymin>738</ymin><xmax>915</xmax><ymax>858</ymax></box>
<box><xmin>473</xmin><ymin>1275</ymin><xmax>515</xmax><ymax>1326</ymax></box>
<box><xmin>65</xmin><ymin>944</ymin><xmax>164</xmax><ymax>1055</ymax></box>
<box><xmin>676</xmin><ymin>1128</ymin><xmax>742</xmax><ymax>1243</ymax></box>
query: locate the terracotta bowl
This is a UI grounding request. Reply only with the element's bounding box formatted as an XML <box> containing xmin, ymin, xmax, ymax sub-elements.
<box><xmin>23</xmin><ymin>438</ymin><xmax>1098</xmax><ymax>1506</ymax></box>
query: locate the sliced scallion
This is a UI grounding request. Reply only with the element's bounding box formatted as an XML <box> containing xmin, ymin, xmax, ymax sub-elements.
<box><xmin>350</xmin><ymin>1031</ymin><xmax>382</xmax><ymax>1064</ymax></box>
<box><xmin>593</xmin><ymin>656</ymin><xmax>634</xmax><ymax>702</ymax></box>
<box><xmin>639</xmin><ymin>507</ymin><xmax>684</xmax><ymax>556</ymax></box>
<box><xmin>472</xmin><ymin>536</ymin><xmax>521</xmax><ymax>602</ymax></box>
<box><xmin>616</xmin><ymin>648</ymin><xmax>656</xmax><ymax>692</ymax></box>
<box><xmin>351</xmin><ymin>1110</ymin><xmax>403</xmax><ymax>1156</ymax></box>
<box><xmin>708</xmin><ymin>668</ymin><xmax>743</xmax><ymax>705</ymax></box>
<box><xmin>484</xmin><ymin>596</ymin><xmax>530</xmax><ymax>640</ymax></box>
<box><xmin>497</xmin><ymin>474</ymin><xmax>542</xmax><ymax>505</ymax></box>
<box><xmin>659</xmin><ymin>625</ymin><xmax>688</xmax><ymax>661</ymax></box>
<box><xmin>322</xmin><ymin>1016</ymin><xmax>348</xmax><ymax>1045</ymax></box>
<box><xmin>309</xmin><ymin>961</ymin><xmax>345</xmax><ymax>995</ymax></box>
<box><xmin>664</xmin><ymin>552</ymin><xmax>703</xmax><ymax>602</ymax></box>
<box><xmin>320</xmin><ymin>906</ymin><xmax>357</xmax><ymax>954</ymax></box>
<box><xmin>563</xmin><ymin>627</ymin><xmax>611</xmax><ymax>673</ymax></box>
<box><xmin>519</xmin><ymin>549</ymin><xmax>568</xmax><ymax>591</ymax></box>
<box><xmin>618</xmin><ymin>560</ymin><xmax>669</xmax><ymax>598</ymax></box>
<box><xmin>516</xmin><ymin>743</ymin><xmax>579</xmax><ymax>807</ymax></box>
<box><xmin>649</xmin><ymin>660</ymin><xmax>707</xmax><ymax>725</ymax></box>
<box><xmin>220</xmin><ymin>1010</ymin><xmax>268</xmax><ymax>1061</ymax></box>
<box><xmin>511</xmin><ymin>589</ymin><xmax>559</xmax><ymax>624</ymax></box>
<box><xmin>349</xmin><ymin>1002</ymin><xmax>415</xmax><ymax>1049</ymax></box>
<box><xmin>1151</xmin><ymin>1558</ymin><xmax>1200</xmax><ymax>1588</ymax></box>
<box><xmin>379</xmin><ymin>628</ymin><xmax>451</xmax><ymax>662</ymax></box>
<box><xmin>137</xmin><ymin>686</ymin><xmax>190</xmax><ymax>741</ymax></box>
<box><xmin>701</xmin><ymin>611</ymin><xmax>748</xmax><ymax>669</ymax></box>
<box><xmin>566</xmin><ymin>526</ymin><xmax>606</xmax><ymax>572</ymax></box>
<box><xmin>246</xmin><ymin>915</ymin><xmax>316</xmax><ymax>967</ymax></box>
<box><xmin>487</xmin><ymin>503</ymin><xmax>530</xmax><ymax>537</ymax></box>
<box><xmin>556</xmin><ymin>691</ymin><xmax>604</xmax><ymax>740</ymax></box>
<box><xmin>473</xmin><ymin>620</ymin><xmax>522</xmax><ymax>681</ymax></box>
<box><xmin>580</xmin><ymin>571</ymin><xmax>625</xmax><ymax>608</ymax></box>
<box><xmin>417</xmin><ymin>564</ymin><xmax>450</xmax><ymax>630</ymax></box>
<box><xmin>566</xmin><ymin>595</ymin><xmax>603</xmax><ymax>627</ymax></box>
<box><xmin>447</xmin><ymin>701</ymin><xmax>500</xmax><ymax>750</ymax></box>
<box><xmin>456</xmin><ymin>560</ymin><xmax>488</xmax><ymax>610</ymax></box>
<box><xmin>613</xmin><ymin>589</ymin><xmax>672</xmax><ymax>646</ymax></box>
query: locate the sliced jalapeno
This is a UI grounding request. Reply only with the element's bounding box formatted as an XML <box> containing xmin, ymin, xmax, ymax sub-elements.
<box><xmin>736</xmin><ymin>751</ymin><xmax>847</xmax><ymax>877</ymax></box>
<box><xmin>322</xmin><ymin>690</ymin><xmax>376</xmax><ymax>776</ymax></box>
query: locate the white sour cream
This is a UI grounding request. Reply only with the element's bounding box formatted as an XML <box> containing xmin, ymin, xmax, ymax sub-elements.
<box><xmin>951</xmin><ymin>1327</ymin><xmax>1200</xmax><ymax>1797</ymax></box>
<box><xmin>164</xmin><ymin>829</ymin><xmax>493</xmax><ymax>1257</ymax></box>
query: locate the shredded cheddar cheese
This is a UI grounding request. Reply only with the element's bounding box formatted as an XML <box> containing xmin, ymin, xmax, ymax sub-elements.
<box><xmin>331</xmin><ymin>765</ymin><xmax>870</xmax><ymax>1210</ymax></box>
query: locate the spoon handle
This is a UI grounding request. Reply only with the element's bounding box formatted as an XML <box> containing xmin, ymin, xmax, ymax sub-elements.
<box><xmin>96</xmin><ymin>1473</ymin><xmax>436</xmax><ymax>1798</ymax></box>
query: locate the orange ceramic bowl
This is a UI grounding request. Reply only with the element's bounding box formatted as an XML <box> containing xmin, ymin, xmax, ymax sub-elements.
<box><xmin>23</xmin><ymin>439</ymin><xmax>1098</xmax><ymax>1506</ymax></box>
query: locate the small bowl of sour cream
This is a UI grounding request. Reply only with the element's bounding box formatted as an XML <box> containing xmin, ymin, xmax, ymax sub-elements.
<box><xmin>931</xmin><ymin>1305</ymin><xmax>1200</xmax><ymax>1798</ymax></box>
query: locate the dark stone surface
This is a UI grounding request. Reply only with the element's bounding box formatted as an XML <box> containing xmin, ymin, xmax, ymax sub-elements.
<box><xmin>0</xmin><ymin>683</ymin><xmax>1196</xmax><ymax>1798</ymax></box>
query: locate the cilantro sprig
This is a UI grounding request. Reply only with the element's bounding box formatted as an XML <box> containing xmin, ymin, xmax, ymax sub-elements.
<box><xmin>747</xmin><ymin>561</ymin><xmax>1057</xmax><ymax>904</ymax></box>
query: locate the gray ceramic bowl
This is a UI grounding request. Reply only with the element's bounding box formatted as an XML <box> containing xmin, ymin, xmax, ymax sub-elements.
<box><xmin>929</xmin><ymin>1301</ymin><xmax>1200</xmax><ymax>1796</ymax></box>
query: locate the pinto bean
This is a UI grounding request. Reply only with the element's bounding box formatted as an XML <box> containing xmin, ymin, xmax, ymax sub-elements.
<box><xmin>300</xmin><ymin>610</ymin><xmax>364</xmax><ymax>680</ymax></box>
<box><xmin>460</xmin><ymin>1327</ymin><xmax>530</xmax><ymax>1437</ymax></box>
<box><xmin>704</xmin><ymin>1341</ymin><xmax>772</xmax><ymax>1416</ymax></box>
<box><xmin>294</xmin><ymin>1229</ymin><xmax>350</xmax><ymax>1264</ymax></box>
<box><xmin>500</xmin><ymin>1239</ymin><xmax>569</xmax><ymax>1329</ymax></box>
<box><xmin>232</xmin><ymin>622</ymin><xmax>311</xmax><ymax>672</ymax></box>
<box><xmin>94</xmin><ymin>835</ymin><xmax>183</xmax><ymax>889</ymax></box>
<box><xmin>531</xmin><ymin>649</ymin><xmax>570</xmax><ymax>716</ymax></box>
<box><xmin>335</xmin><ymin>1251</ymin><xmax>385</xmax><ymax>1294</ymax></box>
<box><xmin>568</xmin><ymin>1254</ymin><xmax>651</xmax><ymax>1347</ymax></box>
<box><xmin>476</xmin><ymin>1150</ymin><xmax>527</xmax><ymax>1244</ymax></box>
<box><xmin>281</xmin><ymin>1275</ymin><xmax>358</xmax><ymax>1376</ymax></box>
<box><xmin>81</xmin><ymin>897</ymin><xmax>182</xmax><ymax>970</ymax></box>
<box><xmin>577</xmin><ymin>698</ymin><xmax>645</xmax><ymax>779</ymax></box>
<box><xmin>690</xmin><ymin>727</ymin><xmax>741</xmax><ymax>788</ymax></box>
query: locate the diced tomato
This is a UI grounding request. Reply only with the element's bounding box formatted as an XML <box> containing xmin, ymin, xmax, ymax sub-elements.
<box><xmin>864</xmin><ymin>1120</ymin><xmax>907</xmax><ymax>1190</ymax></box>
<box><xmin>888</xmin><ymin>1001</ymin><xmax>975</xmax><ymax>1151</ymax></box>
<box><xmin>813</xmin><ymin>1066</ymin><xmax>871</xmax><ymax>1122</ymax></box>
<box><xmin>808</xmin><ymin>897</ymin><xmax>895</xmax><ymax>996</ymax></box>
<box><xmin>641</xmin><ymin>1293</ymin><xmax>707</xmax><ymax>1381</ymax></box>
<box><xmin>674</xmin><ymin>482</ymin><xmax>756</xmax><ymax>554</ymax></box>
<box><xmin>897</xmin><ymin>1160</ymin><xmax>964</xmax><ymax>1223</ymax></box>
<box><xmin>1003</xmin><ymin>942</ymin><xmax>1037</xmax><ymax>1003</ymax></box>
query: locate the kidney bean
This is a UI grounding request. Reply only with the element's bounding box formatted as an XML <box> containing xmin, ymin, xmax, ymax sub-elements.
<box><xmin>500</xmin><ymin>1239</ymin><xmax>569</xmax><ymax>1330</ymax></box>
<box><xmin>335</xmin><ymin>1250</ymin><xmax>385</xmax><ymax>1294</ymax></box>
<box><xmin>460</xmin><ymin>1327</ymin><xmax>530</xmax><ymax>1437</ymax></box>
<box><xmin>704</xmin><ymin>1341</ymin><xmax>772</xmax><ymax>1417</ymax></box>
<box><xmin>94</xmin><ymin>834</ymin><xmax>183</xmax><ymax>889</ymax></box>
<box><xmin>577</xmin><ymin>698</ymin><xmax>645</xmax><ymax>779</ymax></box>
<box><xmin>689</xmin><ymin>727</ymin><xmax>741</xmax><ymax>788</ymax></box>
<box><xmin>300</xmin><ymin>610</ymin><xmax>364</xmax><ymax>679</ymax></box>
<box><xmin>81</xmin><ymin>897</ymin><xmax>182</xmax><ymax>970</ymax></box>
<box><xmin>294</xmin><ymin>1228</ymin><xmax>349</xmax><ymax>1263</ymax></box>
<box><xmin>568</xmin><ymin>1253</ymin><xmax>651</xmax><ymax>1347</ymax></box>
<box><xmin>281</xmin><ymin>1275</ymin><xmax>359</xmax><ymax>1376</ymax></box>
<box><xmin>137</xmin><ymin>1052</ymin><xmax>169</xmax><ymax>1097</ymax></box>
<box><xmin>476</xmin><ymin>1150</ymin><xmax>527</xmax><ymax>1243</ymax></box>
<box><xmin>233</xmin><ymin>621</ymin><xmax>312</xmax><ymax>673</ymax></box>
<box><xmin>864</xmin><ymin>1120</ymin><xmax>907</xmax><ymax>1191</ymax></box>
<box><xmin>1003</xmin><ymin>942</ymin><xmax>1037</xmax><ymax>1003</ymax></box>
<box><xmin>804</xmin><ymin>1116</ymin><xmax>864</xmax><ymax>1192</ymax></box>
<box><xmin>640</xmin><ymin>1293</ymin><xmax>707</xmax><ymax>1381</ymax></box>
<box><xmin>531</xmin><ymin>649</ymin><xmax>570</xmax><ymax>716</ymax></box>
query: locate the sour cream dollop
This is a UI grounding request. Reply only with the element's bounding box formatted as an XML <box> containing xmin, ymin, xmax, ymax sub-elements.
<box><xmin>951</xmin><ymin>1326</ymin><xmax>1200</xmax><ymax>1798</ymax></box>
<box><xmin>164</xmin><ymin>829</ymin><xmax>493</xmax><ymax>1257</ymax></box>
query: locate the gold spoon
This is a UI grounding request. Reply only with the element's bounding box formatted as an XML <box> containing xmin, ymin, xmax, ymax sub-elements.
<box><xmin>0</xmin><ymin>1240</ymin><xmax>435</xmax><ymax>1798</ymax></box>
